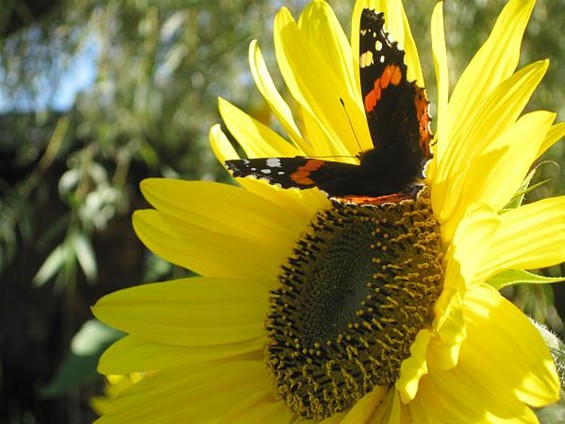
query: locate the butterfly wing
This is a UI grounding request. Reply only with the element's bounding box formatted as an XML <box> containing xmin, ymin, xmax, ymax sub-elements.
<box><xmin>359</xmin><ymin>9</ymin><xmax>431</xmax><ymax>175</ymax></box>
<box><xmin>223</xmin><ymin>10</ymin><xmax>433</xmax><ymax>203</ymax></box>
<box><xmin>225</xmin><ymin>157</ymin><xmax>363</xmax><ymax>196</ymax></box>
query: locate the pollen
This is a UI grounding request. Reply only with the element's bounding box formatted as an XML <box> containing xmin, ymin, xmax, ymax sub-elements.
<box><xmin>265</xmin><ymin>188</ymin><xmax>444</xmax><ymax>419</ymax></box>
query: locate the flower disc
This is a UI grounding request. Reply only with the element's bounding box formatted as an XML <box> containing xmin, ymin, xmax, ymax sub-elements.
<box><xmin>266</xmin><ymin>190</ymin><xmax>444</xmax><ymax>419</ymax></box>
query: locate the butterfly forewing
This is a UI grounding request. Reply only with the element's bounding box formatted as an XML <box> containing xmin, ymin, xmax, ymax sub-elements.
<box><xmin>225</xmin><ymin>158</ymin><xmax>361</xmax><ymax>196</ymax></box>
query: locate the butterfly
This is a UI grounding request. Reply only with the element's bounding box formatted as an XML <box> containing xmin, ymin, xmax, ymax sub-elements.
<box><xmin>225</xmin><ymin>9</ymin><xmax>432</xmax><ymax>204</ymax></box>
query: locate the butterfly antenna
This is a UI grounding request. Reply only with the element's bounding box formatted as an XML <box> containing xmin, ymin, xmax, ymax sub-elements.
<box><xmin>339</xmin><ymin>98</ymin><xmax>364</xmax><ymax>154</ymax></box>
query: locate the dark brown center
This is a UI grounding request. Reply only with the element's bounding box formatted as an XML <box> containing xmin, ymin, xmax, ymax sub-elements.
<box><xmin>266</xmin><ymin>190</ymin><xmax>444</xmax><ymax>419</ymax></box>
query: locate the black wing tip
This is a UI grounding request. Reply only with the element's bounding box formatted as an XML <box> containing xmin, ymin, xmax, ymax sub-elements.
<box><xmin>224</xmin><ymin>159</ymin><xmax>246</xmax><ymax>176</ymax></box>
<box><xmin>361</xmin><ymin>8</ymin><xmax>384</xmax><ymax>24</ymax></box>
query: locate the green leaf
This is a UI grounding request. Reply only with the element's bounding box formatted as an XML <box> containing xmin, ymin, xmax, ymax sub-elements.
<box><xmin>72</xmin><ymin>231</ymin><xmax>98</xmax><ymax>284</ymax></box>
<box><xmin>32</xmin><ymin>244</ymin><xmax>67</xmax><ymax>287</ymax></box>
<box><xmin>503</xmin><ymin>160</ymin><xmax>555</xmax><ymax>210</ymax></box>
<box><xmin>487</xmin><ymin>269</ymin><xmax>565</xmax><ymax>290</ymax></box>
<box><xmin>42</xmin><ymin>320</ymin><xmax>124</xmax><ymax>398</ymax></box>
<box><xmin>532</xmin><ymin>320</ymin><xmax>565</xmax><ymax>423</ymax></box>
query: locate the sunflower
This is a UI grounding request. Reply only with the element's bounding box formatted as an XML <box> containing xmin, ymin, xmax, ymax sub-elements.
<box><xmin>93</xmin><ymin>0</ymin><xmax>564</xmax><ymax>422</ymax></box>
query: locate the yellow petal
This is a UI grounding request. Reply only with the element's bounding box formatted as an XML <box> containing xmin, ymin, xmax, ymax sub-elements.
<box><xmin>90</xmin><ymin>396</ymin><xmax>115</xmax><ymax>417</ymax></box>
<box><xmin>396</xmin><ymin>329</ymin><xmax>432</xmax><ymax>403</ymax></box>
<box><xmin>320</xmin><ymin>411</ymin><xmax>347</xmax><ymax>423</ymax></box>
<box><xmin>537</xmin><ymin>122</ymin><xmax>565</xmax><ymax>159</ymax></box>
<box><xmin>434</xmin><ymin>60</ymin><xmax>549</xmax><ymax>222</ymax></box>
<box><xmin>444</xmin><ymin>202</ymin><xmax>500</xmax><ymax>279</ymax></box>
<box><xmin>93</xmin><ymin>277</ymin><xmax>268</xmax><ymax>346</ymax></box>
<box><xmin>298</xmin><ymin>102</ymin><xmax>359</xmax><ymax>164</ymax></box>
<box><xmin>157</xmin><ymin>209</ymin><xmax>290</xmax><ymax>269</ymax></box>
<box><xmin>209</xmin><ymin>122</ymin><xmax>238</xmax><ymax>164</ymax></box>
<box><xmin>98</xmin><ymin>335</ymin><xmax>263</xmax><ymax>375</ymax></box>
<box><xmin>298</xmin><ymin>0</ymin><xmax>357</xmax><ymax>99</ymax></box>
<box><xmin>349</xmin><ymin>0</ymin><xmax>363</xmax><ymax>93</ymax></box>
<box><xmin>141</xmin><ymin>178</ymin><xmax>308</xmax><ymax>244</ymax></box>
<box><xmin>431</xmin><ymin>2</ymin><xmax>448</xmax><ymax>162</ymax></box>
<box><xmin>477</xmin><ymin>196</ymin><xmax>565</xmax><ymax>281</ymax></box>
<box><xmin>440</xmin><ymin>146</ymin><xmax>506</xmax><ymax>240</ymax></box>
<box><xmin>386</xmin><ymin>391</ymin><xmax>405</xmax><ymax>424</ymax></box>
<box><xmin>274</xmin><ymin>7</ymin><xmax>369</xmax><ymax>155</ymax></box>
<box><xmin>428</xmin><ymin>365</ymin><xmax>538</xmax><ymax>423</ymax></box>
<box><xmin>218</xmin><ymin>395</ymin><xmax>294</xmax><ymax>424</ymax></box>
<box><xmin>395</xmin><ymin>0</ymin><xmax>424</xmax><ymax>87</ymax></box>
<box><xmin>133</xmin><ymin>210</ymin><xmax>285</xmax><ymax>281</ymax></box>
<box><xmin>411</xmin><ymin>370</ymin><xmax>537</xmax><ymax>423</ymax></box>
<box><xmin>219</xmin><ymin>97</ymin><xmax>301</xmax><ymax>157</ymax></box>
<box><xmin>95</xmin><ymin>361</ymin><xmax>273</xmax><ymax>424</ymax></box>
<box><xmin>448</xmin><ymin>0</ymin><xmax>535</xmax><ymax>140</ymax></box>
<box><xmin>458</xmin><ymin>111</ymin><xmax>555</xmax><ymax>212</ymax></box>
<box><xmin>341</xmin><ymin>385</ymin><xmax>390</xmax><ymax>423</ymax></box>
<box><xmin>408</xmin><ymin>375</ymin><xmax>472</xmax><ymax>423</ymax></box>
<box><xmin>444</xmin><ymin>59</ymin><xmax>548</xmax><ymax>189</ymax></box>
<box><xmin>248</xmin><ymin>40</ymin><xmax>306</xmax><ymax>150</ymax></box>
<box><xmin>462</xmin><ymin>284</ymin><xmax>560</xmax><ymax>408</ymax></box>
<box><xmin>428</xmin><ymin>286</ymin><xmax>465</xmax><ymax>370</ymax></box>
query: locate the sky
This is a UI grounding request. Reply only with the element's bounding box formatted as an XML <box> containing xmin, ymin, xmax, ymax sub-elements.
<box><xmin>0</xmin><ymin>32</ymin><xmax>98</xmax><ymax>113</ymax></box>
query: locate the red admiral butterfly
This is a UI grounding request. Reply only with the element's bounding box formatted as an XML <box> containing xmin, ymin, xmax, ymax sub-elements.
<box><xmin>225</xmin><ymin>9</ymin><xmax>432</xmax><ymax>204</ymax></box>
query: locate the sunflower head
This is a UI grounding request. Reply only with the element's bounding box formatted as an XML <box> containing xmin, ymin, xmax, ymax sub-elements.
<box><xmin>92</xmin><ymin>1</ymin><xmax>563</xmax><ymax>422</ymax></box>
<box><xmin>265</xmin><ymin>190</ymin><xmax>445</xmax><ymax>418</ymax></box>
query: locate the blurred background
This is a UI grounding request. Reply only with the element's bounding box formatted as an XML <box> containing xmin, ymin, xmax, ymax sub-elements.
<box><xmin>0</xmin><ymin>0</ymin><xmax>563</xmax><ymax>423</ymax></box>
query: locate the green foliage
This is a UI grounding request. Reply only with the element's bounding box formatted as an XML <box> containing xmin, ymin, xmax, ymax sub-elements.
<box><xmin>531</xmin><ymin>321</ymin><xmax>565</xmax><ymax>423</ymax></box>
<box><xmin>502</xmin><ymin>161</ymin><xmax>555</xmax><ymax>211</ymax></box>
<box><xmin>0</xmin><ymin>1</ymin><xmax>277</xmax><ymax>287</ymax></box>
<box><xmin>489</xmin><ymin>269</ymin><xmax>565</xmax><ymax>291</ymax></box>
<box><xmin>42</xmin><ymin>320</ymin><xmax>124</xmax><ymax>398</ymax></box>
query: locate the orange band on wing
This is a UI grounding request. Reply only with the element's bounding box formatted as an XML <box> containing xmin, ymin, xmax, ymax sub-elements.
<box><xmin>364</xmin><ymin>83</ymin><xmax>381</xmax><ymax>113</ymax></box>
<box><xmin>414</xmin><ymin>87</ymin><xmax>432</xmax><ymax>156</ymax></box>
<box><xmin>335</xmin><ymin>193</ymin><xmax>409</xmax><ymax>205</ymax></box>
<box><xmin>381</xmin><ymin>64</ymin><xmax>402</xmax><ymax>88</ymax></box>
<box><xmin>363</xmin><ymin>65</ymin><xmax>403</xmax><ymax>113</ymax></box>
<box><xmin>290</xmin><ymin>159</ymin><xmax>325</xmax><ymax>185</ymax></box>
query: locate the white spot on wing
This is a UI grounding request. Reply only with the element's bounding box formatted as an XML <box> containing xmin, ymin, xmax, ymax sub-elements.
<box><xmin>360</xmin><ymin>51</ymin><xmax>374</xmax><ymax>68</ymax></box>
<box><xmin>379</xmin><ymin>55</ymin><xmax>385</xmax><ymax>63</ymax></box>
<box><xmin>266</xmin><ymin>158</ymin><xmax>282</xmax><ymax>168</ymax></box>
<box><xmin>261</xmin><ymin>169</ymin><xmax>272</xmax><ymax>174</ymax></box>
<box><xmin>375</xmin><ymin>40</ymin><xmax>382</xmax><ymax>51</ymax></box>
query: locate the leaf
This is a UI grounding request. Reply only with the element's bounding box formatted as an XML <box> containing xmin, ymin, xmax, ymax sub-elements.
<box><xmin>503</xmin><ymin>160</ymin><xmax>555</xmax><ymax>210</ymax></box>
<box><xmin>42</xmin><ymin>320</ymin><xmax>124</xmax><ymax>398</ymax></box>
<box><xmin>72</xmin><ymin>231</ymin><xmax>98</xmax><ymax>284</ymax></box>
<box><xmin>532</xmin><ymin>320</ymin><xmax>565</xmax><ymax>422</ymax></box>
<box><xmin>32</xmin><ymin>244</ymin><xmax>67</xmax><ymax>287</ymax></box>
<box><xmin>487</xmin><ymin>268</ymin><xmax>565</xmax><ymax>290</ymax></box>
